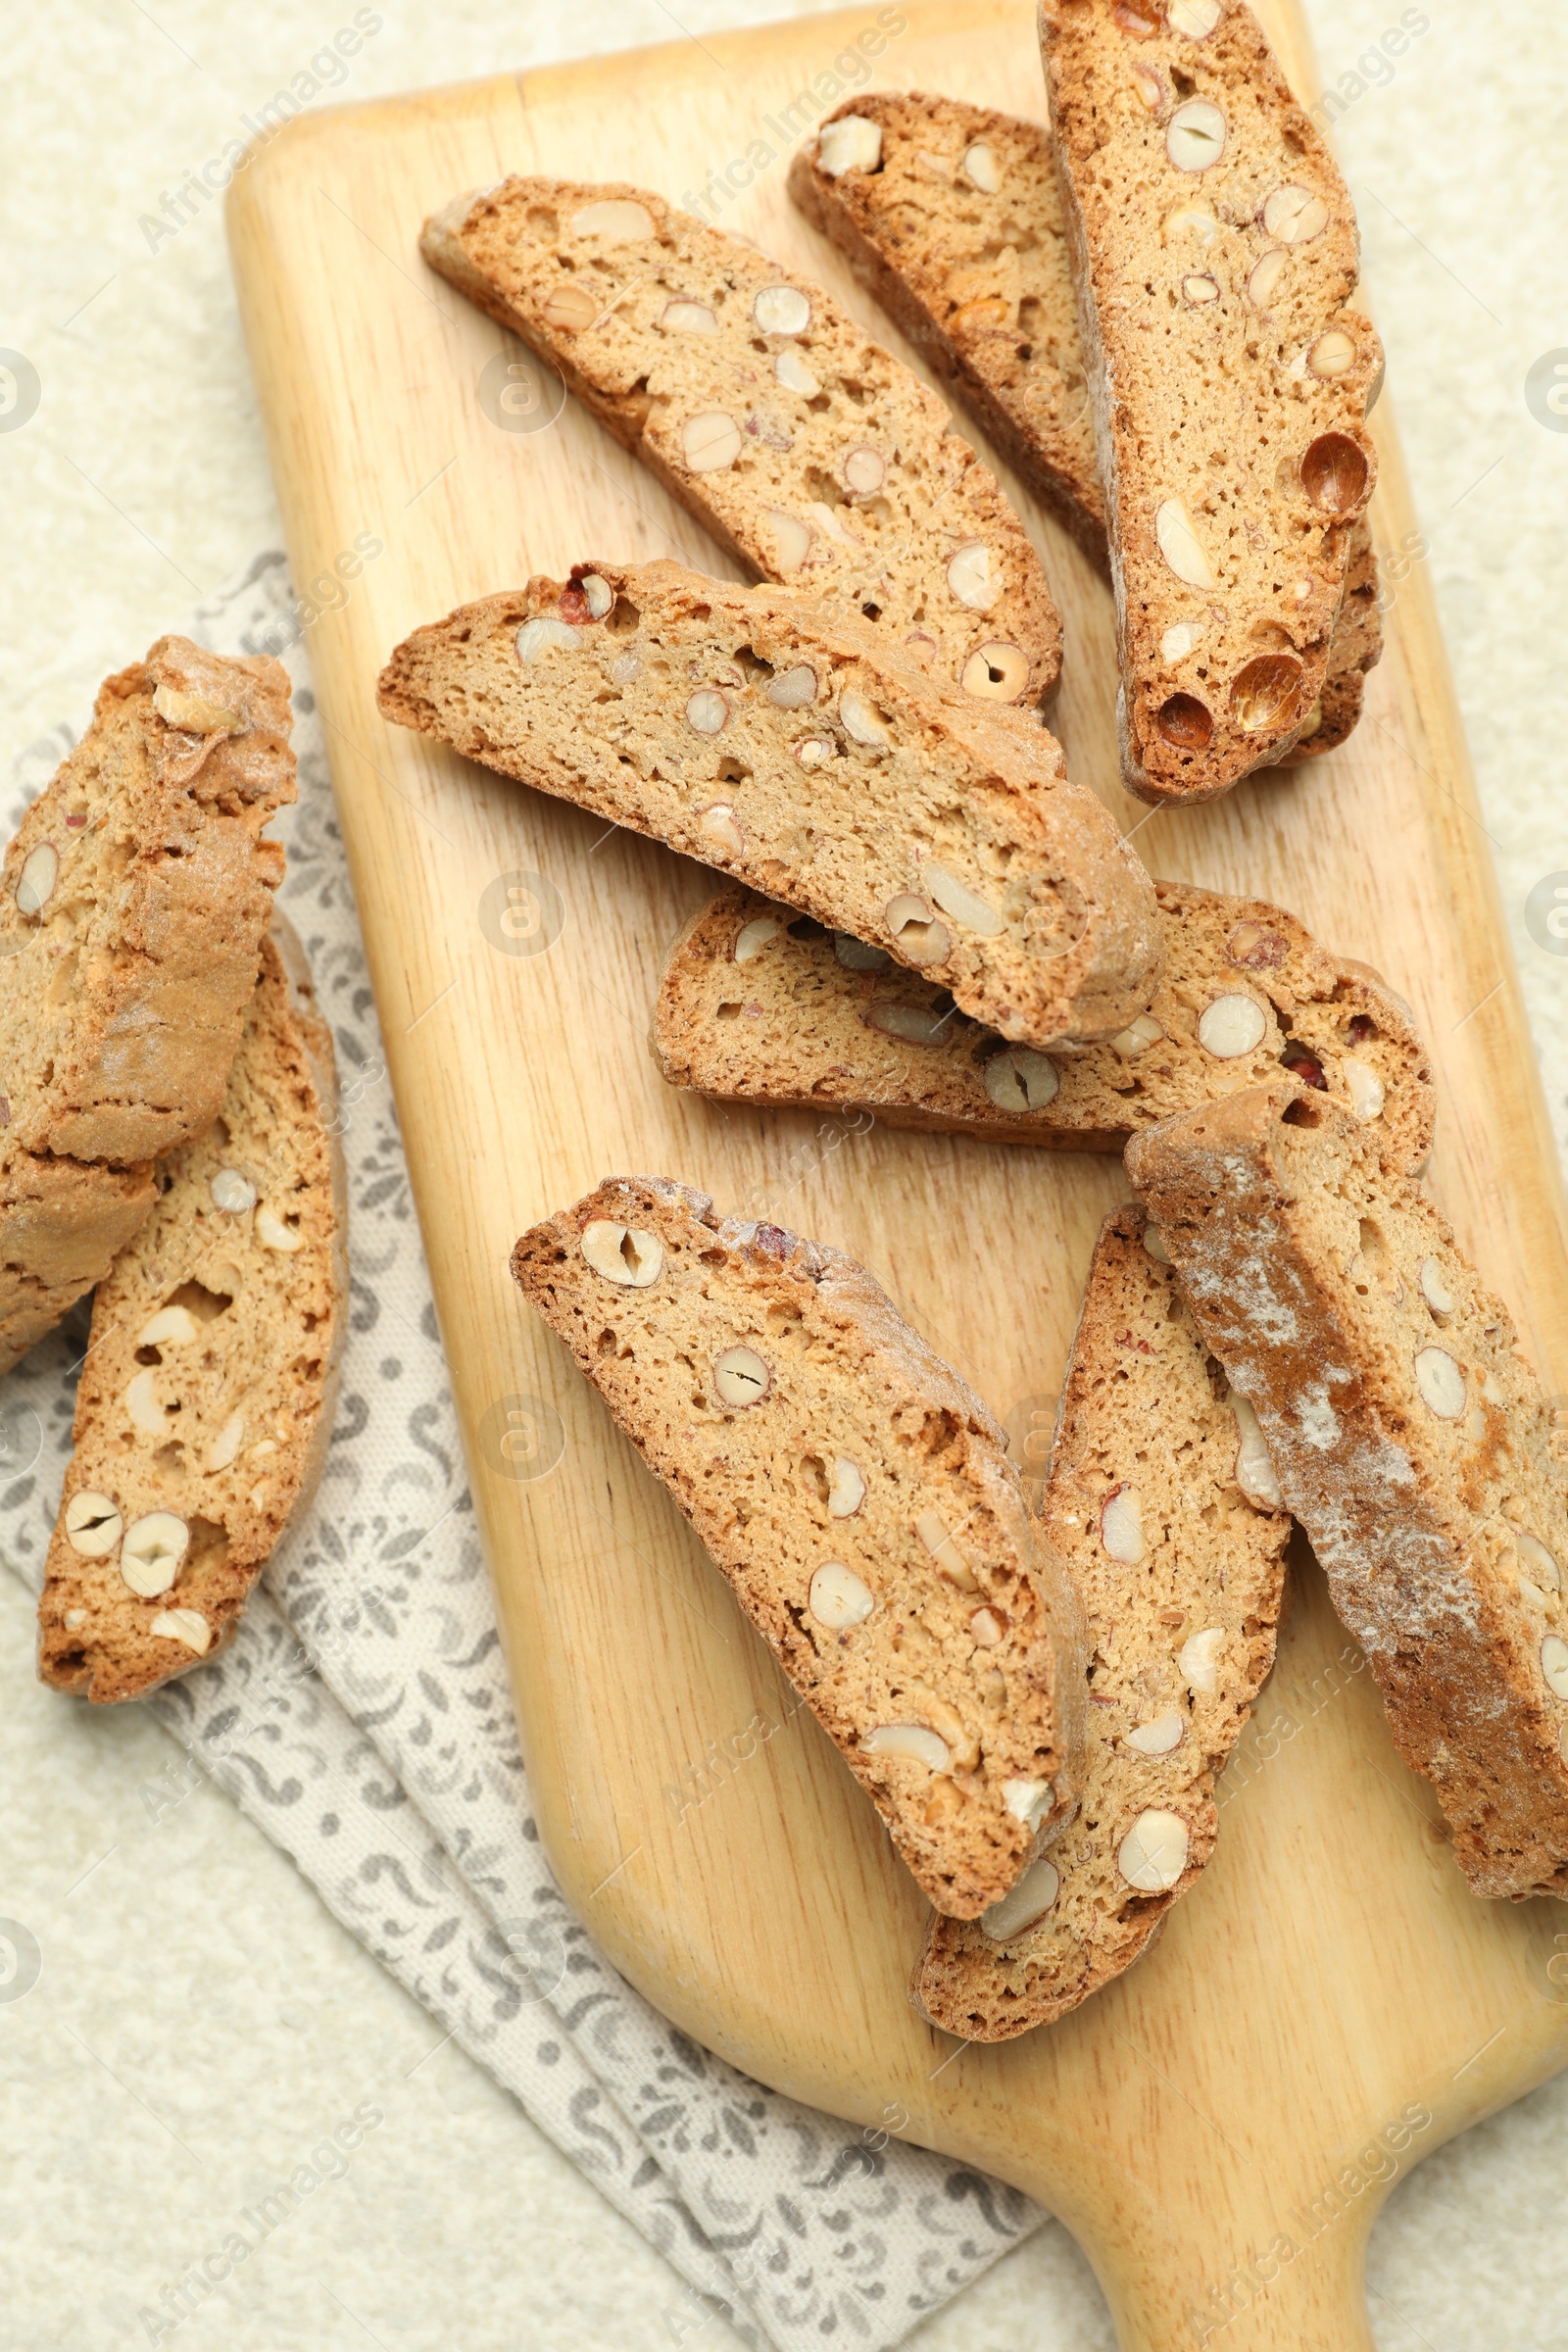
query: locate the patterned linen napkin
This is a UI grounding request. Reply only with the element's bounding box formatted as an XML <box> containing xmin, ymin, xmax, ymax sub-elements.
<box><xmin>0</xmin><ymin>553</ymin><xmax>1043</xmax><ymax>2352</ymax></box>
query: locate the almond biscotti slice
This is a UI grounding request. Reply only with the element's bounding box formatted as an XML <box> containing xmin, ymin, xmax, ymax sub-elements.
<box><xmin>652</xmin><ymin>878</ymin><xmax>1432</xmax><ymax>1173</ymax></box>
<box><xmin>911</xmin><ymin>1204</ymin><xmax>1290</xmax><ymax>2037</ymax></box>
<box><xmin>379</xmin><ymin>559</ymin><xmax>1162</xmax><ymax>1050</ymax></box>
<box><xmin>36</xmin><ymin>916</ymin><xmax>346</xmax><ymax>1705</ymax></box>
<box><xmin>1127</xmin><ymin>1079</ymin><xmax>1568</xmax><ymax>1901</ymax></box>
<box><xmin>788</xmin><ymin>91</ymin><xmax>1104</xmax><ymax>564</ymax></box>
<box><xmin>420</xmin><ymin>175</ymin><xmax>1062</xmax><ymax>706</ymax></box>
<box><xmin>512</xmin><ymin>1177</ymin><xmax>1088</xmax><ymax>1919</ymax></box>
<box><xmin>0</xmin><ymin>635</ymin><xmax>295</xmax><ymax>1163</ymax></box>
<box><xmin>788</xmin><ymin>89</ymin><xmax>1381</xmax><ymax>762</ymax></box>
<box><xmin>1040</xmin><ymin>0</ymin><xmax>1383</xmax><ymax>802</ymax></box>
<box><xmin>1</xmin><ymin>1148</ymin><xmax>155</xmax><ymax>1377</ymax></box>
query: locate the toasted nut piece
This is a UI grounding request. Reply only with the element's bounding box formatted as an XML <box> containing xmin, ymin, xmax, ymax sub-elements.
<box><xmin>697</xmin><ymin>803</ymin><xmax>745</xmax><ymax>858</ymax></box>
<box><xmin>581</xmin><ymin>1220</ymin><xmax>663</xmax><ymax>1287</ymax></box>
<box><xmin>734</xmin><ymin>915</ymin><xmax>781</xmax><ymax>962</ymax></box>
<box><xmin>924</xmin><ymin>860</ymin><xmax>1003</xmax><ymax>938</ymax></box>
<box><xmin>681</xmin><ymin>411</ymin><xmax>743</xmax><ymax>472</ymax></box>
<box><xmin>579</xmin><ymin>572</ymin><xmax>613</xmax><ymax>618</ymax></box>
<box><xmin>542</xmin><ymin>281</ymin><xmax>598</xmax><ymax>330</ymax></box>
<box><xmin>1516</xmin><ymin>1531</ymin><xmax>1562</xmax><ymax>1591</ymax></box>
<box><xmin>839</xmin><ymin>686</ymin><xmax>892</xmax><ymax>746</ymax></box>
<box><xmin>1301</xmin><ymin>432</ymin><xmax>1370</xmax><ymax>514</ymax></box>
<box><xmin>120</xmin><ymin>1511</ymin><xmax>189</xmax><ymax>1597</ymax></box>
<box><xmin>661</xmin><ymin>298</ymin><xmax>718</xmax><ymax>334</ymax></box>
<box><xmin>842</xmin><ymin>444</ymin><xmax>887</xmax><ymax>496</ymax></box>
<box><xmin>1166</xmin><ymin>99</ymin><xmax>1226</xmax><ymax>172</ymax></box>
<box><xmin>210</xmin><ymin>1167</ymin><xmax>257</xmax><ymax>1214</ymax></box>
<box><xmin>17</xmin><ymin>843</ymin><xmax>59</xmax><ymax>915</ymax></box>
<box><xmin>205</xmin><ymin>1411</ymin><xmax>245</xmax><ymax>1472</ymax></box>
<box><xmin>569</xmin><ymin>198</ymin><xmax>654</xmax><ymax>241</ymax></box>
<box><xmin>762</xmin><ymin>508</ymin><xmax>813</xmax><ymax>571</ymax></box>
<box><xmin>827</xmin><ymin>1455</ymin><xmax>866</xmax><ymax>1517</ymax></box>
<box><xmin>1247</xmin><ymin>248</ymin><xmax>1288</xmax><ymax>307</ymax></box>
<box><xmin>1112</xmin><ymin>0</ymin><xmax>1163</xmax><ymax>31</ymax></box>
<box><xmin>713</xmin><ymin>1345</ymin><xmax>771</xmax><ymax>1407</ymax></box>
<box><xmin>1144</xmin><ymin>1224</ymin><xmax>1170</xmax><ymax>1264</ymax></box>
<box><xmin>1262</xmin><ymin>184</ymin><xmax>1329</xmax><ymax>243</ymax></box>
<box><xmin>150</xmin><ymin>1607</ymin><xmax>211</xmax><ymax>1653</ymax></box>
<box><xmin>64</xmin><ymin>1609</ymin><xmax>86</xmax><ymax>1630</ymax></box>
<box><xmin>1100</xmin><ymin>1485</ymin><xmax>1145</xmax><ymax>1564</ymax></box>
<box><xmin>1155</xmin><ymin>499</ymin><xmax>1215</xmax><ymax>588</ymax></box>
<box><xmin>1112</xmin><ymin>1012</ymin><xmax>1164</xmax><ymax>1059</ymax></box>
<box><xmin>1117</xmin><ymin>1808</ymin><xmax>1190</xmax><ymax>1890</ymax></box>
<box><xmin>959</xmin><ymin>641</ymin><xmax>1030</xmax><ymax>701</ymax></box>
<box><xmin>1166</xmin><ymin>200</ymin><xmax>1219</xmax><ymax>244</ymax></box>
<box><xmin>137</xmin><ymin>1304</ymin><xmax>199</xmax><ymax>1349</ymax></box>
<box><xmin>1126</xmin><ymin>1709</ymin><xmax>1186</xmax><ymax>1756</ymax></box>
<box><xmin>809</xmin><ymin>1561</ymin><xmax>875</xmax><ymax>1630</ymax></box>
<box><xmin>1419</xmin><ymin>1256</ymin><xmax>1455</xmax><ymax>1315</ymax></box>
<box><xmin>685</xmin><ymin>689</ymin><xmax>729</xmax><ymax>735</ymax></box>
<box><xmin>753</xmin><ymin>282</ymin><xmax>811</xmax><ymax>334</ymax></box>
<box><xmin>1169</xmin><ymin>0</ymin><xmax>1222</xmax><ymax>29</ymax></box>
<box><xmin>66</xmin><ymin>1492</ymin><xmax>122</xmax><ymax>1558</ymax></box>
<box><xmin>1342</xmin><ymin>1055</ymin><xmax>1386</xmax><ymax>1120</ymax></box>
<box><xmin>1132</xmin><ymin>64</ymin><xmax>1165</xmax><ymax>110</ymax></box>
<box><xmin>906</xmin><ymin>1689</ymin><xmax>978</xmax><ymax>1772</ymax></box>
<box><xmin>152</xmin><ymin>683</ymin><xmax>243</xmax><ymax>734</ymax></box>
<box><xmin>516</xmin><ymin>615</ymin><xmax>580</xmax><ymax>662</ymax></box>
<box><xmin>1198</xmin><ymin>993</ymin><xmax>1267</xmax><ymax>1058</ymax></box>
<box><xmin>958</xmin><ymin>138</ymin><xmax>1000</xmax><ymax>192</ymax></box>
<box><xmin>1542</xmin><ymin>1636</ymin><xmax>1568</xmax><ymax>1700</ymax></box>
<box><xmin>984</xmin><ymin>1050</ymin><xmax>1059</xmax><ymax>1113</ymax></box>
<box><xmin>766</xmin><ymin>663</ymin><xmax>817</xmax><ymax>710</ymax></box>
<box><xmin>125</xmin><ymin>1370</ymin><xmax>169</xmax><ymax>1436</ymax></box>
<box><xmin>817</xmin><ymin>116</ymin><xmax>882</xmax><ymax>175</ymax></box>
<box><xmin>1308</xmin><ymin>329</ymin><xmax>1357</xmax><ymax>378</ymax></box>
<box><xmin>946</xmin><ymin>541</ymin><xmax>1002</xmax><ymax>612</ymax></box>
<box><xmin>1414</xmin><ymin>1347</ymin><xmax>1466</xmax><ymax>1420</ymax></box>
<box><xmin>915</xmin><ymin>148</ymin><xmax>956</xmax><ymax>182</ymax></box>
<box><xmin>916</xmin><ymin>1507</ymin><xmax>979</xmax><ymax>1592</ymax></box>
<box><xmin>1155</xmin><ymin>692</ymin><xmax>1214</xmax><ymax>750</ymax></box>
<box><xmin>981</xmin><ymin>1856</ymin><xmax>1059</xmax><ymax>1940</ymax></box>
<box><xmin>969</xmin><ymin>1607</ymin><xmax>1006</xmax><ymax>1647</ymax></box>
<box><xmin>793</xmin><ymin>737</ymin><xmax>835</xmax><ymax>767</ymax></box>
<box><xmin>883</xmin><ymin>896</ymin><xmax>950</xmax><ymax>966</ymax></box>
<box><xmin>866</xmin><ymin>1002</ymin><xmax>953</xmax><ymax>1047</ymax></box>
<box><xmin>1160</xmin><ymin>619</ymin><xmax>1205</xmax><ymax>663</ymax></box>
<box><xmin>833</xmin><ymin>933</ymin><xmax>889</xmax><ymax>971</ymax></box>
<box><xmin>861</xmin><ymin>1723</ymin><xmax>950</xmax><ymax>1771</ymax></box>
<box><xmin>1228</xmin><ymin>923</ymin><xmax>1289</xmax><ymax>969</ymax></box>
<box><xmin>773</xmin><ymin>346</ymin><xmax>821</xmax><ymax>397</ymax></box>
<box><xmin>1182</xmin><ymin>272</ymin><xmax>1220</xmax><ymax>306</ymax></box>
<box><xmin>1230</xmin><ymin>1394</ymin><xmax>1284</xmax><ymax>1509</ymax></box>
<box><xmin>1003</xmin><ymin>1777</ymin><xmax>1054</xmax><ymax>1829</ymax></box>
<box><xmin>1180</xmin><ymin>1626</ymin><xmax>1226</xmax><ymax>1693</ymax></box>
<box><xmin>256</xmin><ymin>1203</ymin><xmax>303</xmax><ymax>1251</ymax></box>
<box><xmin>1230</xmin><ymin>653</ymin><xmax>1304</xmax><ymax>733</ymax></box>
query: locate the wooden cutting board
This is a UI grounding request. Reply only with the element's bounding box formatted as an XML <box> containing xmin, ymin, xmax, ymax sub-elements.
<box><xmin>226</xmin><ymin>7</ymin><xmax>1568</xmax><ymax>2344</ymax></box>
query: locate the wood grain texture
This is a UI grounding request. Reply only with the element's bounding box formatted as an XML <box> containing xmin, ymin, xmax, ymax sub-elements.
<box><xmin>226</xmin><ymin>7</ymin><xmax>1568</xmax><ymax>2344</ymax></box>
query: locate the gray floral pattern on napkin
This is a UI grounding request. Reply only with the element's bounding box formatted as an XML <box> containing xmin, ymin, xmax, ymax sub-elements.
<box><xmin>0</xmin><ymin>554</ymin><xmax>1043</xmax><ymax>2352</ymax></box>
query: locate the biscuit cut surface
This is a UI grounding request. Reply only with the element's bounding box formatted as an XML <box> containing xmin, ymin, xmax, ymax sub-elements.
<box><xmin>651</xmin><ymin>878</ymin><xmax>1432</xmax><ymax>1172</ymax></box>
<box><xmin>512</xmin><ymin>1176</ymin><xmax>1088</xmax><ymax>1919</ymax></box>
<box><xmin>36</xmin><ymin>917</ymin><xmax>347</xmax><ymax>1705</ymax></box>
<box><xmin>0</xmin><ymin>1148</ymin><xmax>155</xmax><ymax>1377</ymax></box>
<box><xmin>788</xmin><ymin>87</ymin><xmax>1381</xmax><ymax>759</ymax></box>
<box><xmin>912</xmin><ymin>1204</ymin><xmax>1290</xmax><ymax>2037</ymax></box>
<box><xmin>419</xmin><ymin>174</ymin><xmax>1062</xmax><ymax>706</ymax></box>
<box><xmin>1040</xmin><ymin>0</ymin><xmax>1383</xmax><ymax>801</ymax></box>
<box><xmin>378</xmin><ymin>559</ymin><xmax>1162</xmax><ymax>1050</ymax></box>
<box><xmin>0</xmin><ymin>635</ymin><xmax>295</xmax><ymax>1163</ymax></box>
<box><xmin>1127</xmin><ymin>1079</ymin><xmax>1568</xmax><ymax>1901</ymax></box>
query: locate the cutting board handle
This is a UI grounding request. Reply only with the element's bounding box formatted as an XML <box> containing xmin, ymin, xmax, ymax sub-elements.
<box><xmin>1084</xmin><ymin>2203</ymin><xmax>1377</xmax><ymax>2352</ymax></box>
